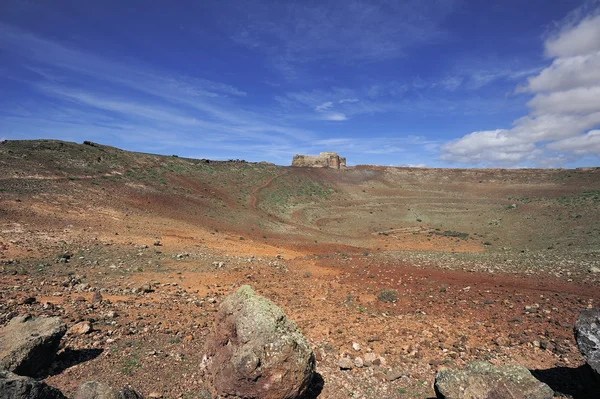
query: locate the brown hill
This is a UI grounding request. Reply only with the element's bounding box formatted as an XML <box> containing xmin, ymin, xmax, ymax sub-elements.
<box><xmin>1</xmin><ymin>139</ymin><xmax>599</xmax><ymax>398</ymax></box>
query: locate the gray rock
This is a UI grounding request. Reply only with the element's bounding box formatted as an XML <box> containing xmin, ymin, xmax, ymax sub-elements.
<box><xmin>338</xmin><ymin>358</ymin><xmax>354</xmax><ymax>370</ymax></box>
<box><xmin>386</xmin><ymin>368</ymin><xmax>406</xmax><ymax>382</ymax></box>
<box><xmin>574</xmin><ymin>308</ymin><xmax>600</xmax><ymax>374</ymax></box>
<box><xmin>0</xmin><ymin>315</ymin><xmax>66</xmax><ymax>377</ymax></box>
<box><xmin>363</xmin><ymin>352</ymin><xmax>377</xmax><ymax>367</ymax></box>
<box><xmin>0</xmin><ymin>369</ymin><xmax>66</xmax><ymax>399</ymax></box>
<box><xmin>74</xmin><ymin>381</ymin><xmax>144</xmax><ymax>399</ymax></box>
<box><xmin>203</xmin><ymin>285</ymin><xmax>314</xmax><ymax>399</ymax></box>
<box><xmin>434</xmin><ymin>361</ymin><xmax>553</xmax><ymax>399</ymax></box>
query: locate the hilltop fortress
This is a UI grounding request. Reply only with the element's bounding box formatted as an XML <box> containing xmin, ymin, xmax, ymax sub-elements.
<box><xmin>291</xmin><ymin>152</ymin><xmax>346</xmax><ymax>169</ymax></box>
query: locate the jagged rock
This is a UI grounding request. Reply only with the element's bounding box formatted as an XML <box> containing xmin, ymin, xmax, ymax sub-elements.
<box><xmin>91</xmin><ymin>291</ymin><xmax>103</xmax><ymax>304</ymax></box>
<box><xmin>203</xmin><ymin>285</ymin><xmax>314</xmax><ymax>399</ymax></box>
<box><xmin>434</xmin><ymin>361</ymin><xmax>553</xmax><ymax>399</ymax></box>
<box><xmin>69</xmin><ymin>321</ymin><xmax>92</xmax><ymax>336</ymax></box>
<box><xmin>74</xmin><ymin>381</ymin><xmax>144</xmax><ymax>399</ymax></box>
<box><xmin>574</xmin><ymin>308</ymin><xmax>600</xmax><ymax>374</ymax></box>
<box><xmin>0</xmin><ymin>315</ymin><xmax>66</xmax><ymax>377</ymax></box>
<box><xmin>338</xmin><ymin>358</ymin><xmax>354</xmax><ymax>370</ymax></box>
<box><xmin>0</xmin><ymin>369</ymin><xmax>66</xmax><ymax>399</ymax></box>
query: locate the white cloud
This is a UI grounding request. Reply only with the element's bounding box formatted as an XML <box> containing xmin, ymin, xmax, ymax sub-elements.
<box><xmin>527</xmin><ymin>86</ymin><xmax>600</xmax><ymax>115</ymax></box>
<box><xmin>322</xmin><ymin>112</ymin><xmax>347</xmax><ymax>121</ymax></box>
<box><xmin>547</xmin><ymin>130</ymin><xmax>600</xmax><ymax>155</ymax></box>
<box><xmin>441</xmin><ymin>11</ymin><xmax>600</xmax><ymax>167</ymax></box>
<box><xmin>545</xmin><ymin>14</ymin><xmax>600</xmax><ymax>57</ymax></box>
<box><xmin>339</xmin><ymin>98</ymin><xmax>359</xmax><ymax>104</ymax></box>
<box><xmin>521</xmin><ymin>52</ymin><xmax>600</xmax><ymax>93</ymax></box>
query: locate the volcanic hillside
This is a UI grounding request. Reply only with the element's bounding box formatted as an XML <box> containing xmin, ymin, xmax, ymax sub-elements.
<box><xmin>1</xmin><ymin>139</ymin><xmax>600</xmax><ymax>398</ymax></box>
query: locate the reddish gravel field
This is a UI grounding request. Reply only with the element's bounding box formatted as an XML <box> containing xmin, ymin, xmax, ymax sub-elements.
<box><xmin>1</xmin><ymin>140</ymin><xmax>599</xmax><ymax>398</ymax></box>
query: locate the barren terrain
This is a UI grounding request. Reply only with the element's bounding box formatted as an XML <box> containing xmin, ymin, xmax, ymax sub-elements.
<box><xmin>1</xmin><ymin>140</ymin><xmax>599</xmax><ymax>398</ymax></box>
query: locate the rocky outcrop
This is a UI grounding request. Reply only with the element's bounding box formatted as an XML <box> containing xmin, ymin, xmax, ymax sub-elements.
<box><xmin>0</xmin><ymin>315</ymin><xmax>66</xmax><ymax>377</ymax></box>
<box><xmin>292</xmin><ymin>152</ymin><xmax>346</xmax><ymax>169</ymax></box>
<box><xmin>574</xmin><ymin>308</ymin><xmax>600</xmax><ymax>374</ymax></box>
<box><xmin>74</xmin><ymin>381</ymin><xmax>144</xmax><ymax>399</ymax></box>
<box><xmin>0</xmin><ymin>369</ymin><xmax>66</xmax><ymax>399</ymax></box>
<box><xmin>203</xmin><ymin>285</ymin><xmax>315</xmax><ymax>399</ymax></box>
<box><xmin>434</xmin><ymin>361</ymin><xmax>553</xmax><ymax>399</ymax></box>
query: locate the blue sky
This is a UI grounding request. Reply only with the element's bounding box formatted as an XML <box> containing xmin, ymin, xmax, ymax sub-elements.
<box><xmin>1</xmin><ymin>0</ymin><xmax>600</xmax><ymax>167</ymax></box>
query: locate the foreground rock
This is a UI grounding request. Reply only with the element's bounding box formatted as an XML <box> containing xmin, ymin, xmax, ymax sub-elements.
<box><xmin>0</xmin><ymin>315</ymin><xmax>66</xmax><ymax>377</ymax></box>
<box><xmin>574</xmin><ymin>308</ymin><xmax>600</xmax><ymax>374</ymax></box>
<box><xmin>434</xmin><ymin>361</ymin><xmax>553</xmax><ymax>399</ymax></box>
<box><xmin>74</xmin><ymin>381</ymin><xmax>144</xmax><ymax>399</ymax></box>
<box><xmin>0</xmin><ymin>369</ymin><xmax>66</xmax><ymax>399</ymax></box>
<box><xmin>204</xmin><ymin>285</ymin><xmax>314</xmax><ymax>399</ymax></box>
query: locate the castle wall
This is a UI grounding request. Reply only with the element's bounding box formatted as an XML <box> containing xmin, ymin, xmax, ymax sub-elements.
<box><xmin>292</xmin><ymin>152</ymin><xmax>346</xmax><ymax>169</ymax></box>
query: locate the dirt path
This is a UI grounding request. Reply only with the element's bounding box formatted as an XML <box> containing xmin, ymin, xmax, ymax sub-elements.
<box><xmin>250</xmin><ymin>170</ymin><xmax>288</xmax><ymax>210</ymax></box>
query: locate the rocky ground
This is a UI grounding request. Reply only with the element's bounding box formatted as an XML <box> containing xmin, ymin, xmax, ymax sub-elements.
<box><xmin>1</xmin><ymin>140</ymin><xmax>600</xmax><ymax>398</ymax></box>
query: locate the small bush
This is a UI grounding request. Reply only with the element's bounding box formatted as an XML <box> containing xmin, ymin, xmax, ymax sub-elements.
<box><xmin>378</xmin><ymin>289</ymin><xmax>398</xmax><ymax>303</ymax></box>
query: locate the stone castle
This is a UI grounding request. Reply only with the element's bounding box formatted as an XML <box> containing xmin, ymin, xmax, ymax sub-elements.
<box><xmin>291</xmin><ymin>152</ymin><xmax>346</xmax><ymax>169</ymax></box>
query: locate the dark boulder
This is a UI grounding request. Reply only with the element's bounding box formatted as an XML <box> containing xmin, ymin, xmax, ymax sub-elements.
<box><xmin>0</xmin><ymin>315</ymin><xmax>66</xmax><ymax>377</ymax></box>
<box><xmin>574</xmin><ymin>307</ymin><xmax>600</xmax><ymax>374</ymax></box>
<box><xmin>0</xmin><ymin>369</ymin><xmax>66</xmax><ymax>399</ymax></box>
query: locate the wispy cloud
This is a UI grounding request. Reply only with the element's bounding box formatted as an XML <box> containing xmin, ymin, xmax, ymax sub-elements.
<box><xmin>226</xmin><ymin>0</ymin><xmax>456</xmax><ymax>79</ymax></box>
<box><xmin>321</xmin><ymin>113</ymin><xmax>347</xmax><ymax>121</ymax></box>
<box><xmin>315</xmin><ymin>102</ymin><xmax>333</xmax><ymax>112</ymax></box>
<box><xmin>0</xmin><ymin>22</ymin><xmax>323</xmax><ymax>161</ymax></box>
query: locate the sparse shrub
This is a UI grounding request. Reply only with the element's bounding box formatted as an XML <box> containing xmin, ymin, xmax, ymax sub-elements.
<box><xmin>483</xmin><ymin>241</ymin><xmax>492</xmax><ymax>246</ymax></box>
<box><xmin>303</xmin><ymin>271</ymin><xmax>312</xmax><ymax>278</ymax></box>
<box><xmin>378</xmin><ymin>289</ymin><xmax>398</xmax><ymax>303</ymax></box>
<box><xmin>416</xmin><ymin>218</ymin><xmax>422</xmax><ymax>222</ymax></box>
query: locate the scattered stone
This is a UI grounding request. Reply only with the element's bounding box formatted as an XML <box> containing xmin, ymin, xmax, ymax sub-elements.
<box><xmin>364</xmin><ymin>352</ymin><xmax>377</xmax><ymax>367</ymax></box>
<box><xmin>0</xmin><ymin>315</ymin><xmax>66</xmax><ymax>377</ymax></box>
<box><xmin>147</xmin><ymin>393</ymin><xmax>162</xmax><ymax>399</ymax></box>
<box><xmin>20</xmin><ymin>297</ymin><xmax>36</xmax><ymax>305</ymax></box>
<box><xmin>338</xmin><ymin>357</ymin><xmax>354</xmax><ymax>370</ymax></box>
<box><xmin>434</xmin><ymin>361</ymin><xmax>553</xmax><ymax>399</ymax></box>
<box><xmin>314</xmin><ymin>347</ymin><xmax>326</xmax><ymax>362</ymax></box>
<box><xmin>74</xmin><ymin>381</ymin><xmax>144</xmax><ymax>399</ymax></box>
<box><xmin>0</xmin><ymin>369</ymin><xmax>66</xmax><ymax>399</ymax></box>
<box><xmin>354</xmin><ymin>357</ymin><xmax>364</xmax><ymax>368</ymax></box>
<box><xmin>69</xmin><ymin>321</ymin><xmax>93</xmax><ymax>336</ymax></box>
<box><xmin>153</xmin><ymin>241</ymin><xmax>162</xmax><ymax>247</ymax></box>
<box><xmin>139</xmin><ymin>283</ymin><xmax>153</xmax><ymax>294</ymax></box>
<box><xmin>589</xmin><ymin>266</ymin><xmax>600</xmax><ymax>274</ymax></box>
<box><xmin>386</xmin><ymin>368</ymin><xmax>406</xmax><ymax>382</ymax></box>
<box><xmin>574</xmin><ymin>308</ymin><xmax>600</xmax><ymax>374</ymax></box>
<box><xmin>203</xmin><ymin>285</ymin><xmax>314</xmax><ymax>399</ymax></box>
<box><xmin>57</xmin><ymin>253</ymin><xmax>72</xmax><ymax>263</ymax></box>
<box><xmin>91</xmin><ymin>291</ymin><xmax>103</xmax><ymax>304</ymax></box>
<box><xmin>352</xmin><ymin>342</ymin><xmax>361</xmax><ymax>351</ymax></box>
